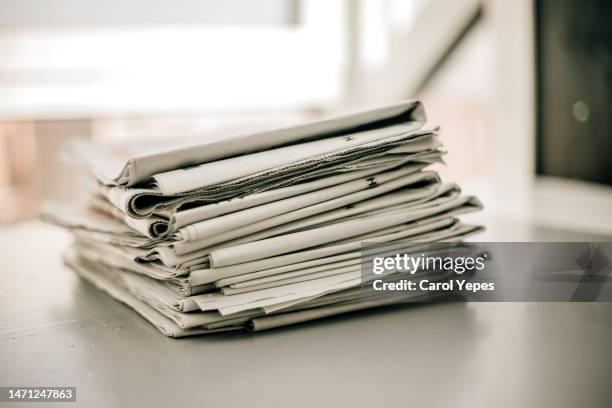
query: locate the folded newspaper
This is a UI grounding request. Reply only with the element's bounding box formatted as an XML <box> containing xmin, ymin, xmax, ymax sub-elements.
<box><xmin>42</xmin><ymin>100</ymin><xmax>484</xmax><ymax>336</ymax></box>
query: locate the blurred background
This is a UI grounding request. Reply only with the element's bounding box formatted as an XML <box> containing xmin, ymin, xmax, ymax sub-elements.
<box><xmin>0</xmin><ymin>0</ymin><xmax>610</xmax><ymax>237</ymax></box>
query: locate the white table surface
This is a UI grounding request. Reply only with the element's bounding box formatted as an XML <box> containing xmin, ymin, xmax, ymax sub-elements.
<box><xmin>1</xmin><ymin>219</ymin><xmax>611</xmax><ymax>408</ymax></box>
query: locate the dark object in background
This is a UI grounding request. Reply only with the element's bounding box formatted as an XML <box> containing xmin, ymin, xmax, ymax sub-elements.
<box><xmin>535</xmin><ymin>0</ymin><xmax>612</xmax><ymax>186</ymax></box>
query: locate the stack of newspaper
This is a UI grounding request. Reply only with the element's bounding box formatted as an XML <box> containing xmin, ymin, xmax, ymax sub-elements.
<box><xmin>42</xmin><ymin>100</ymin><xmax>483</xmax><ymax>336</ymax></box>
